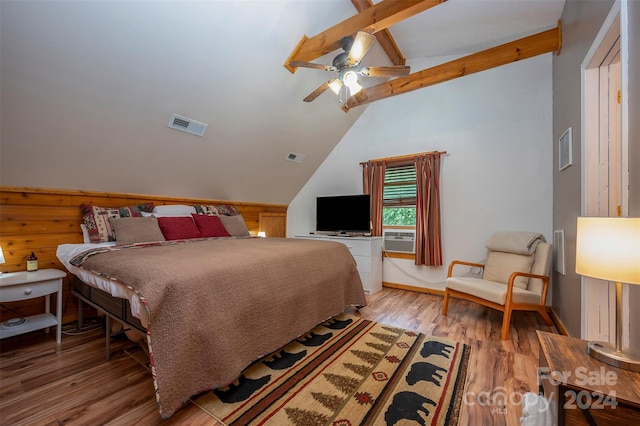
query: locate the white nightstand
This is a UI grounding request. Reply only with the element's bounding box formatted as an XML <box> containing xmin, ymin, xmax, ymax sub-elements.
<box><xmin>0</xmin><ymin>269</ymin><xmax>66</xmax><ymax>343</ymax></box>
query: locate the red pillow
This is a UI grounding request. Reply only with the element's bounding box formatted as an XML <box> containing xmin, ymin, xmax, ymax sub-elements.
<box><xmin>192</xmin><ymin>214</ymin><xmax>231</xmax><ymax>238</ymax></box>
<box><xmin>157</xmin><ymin>216</ymin><xmax>203</xmax><ymax>240</ymax></box>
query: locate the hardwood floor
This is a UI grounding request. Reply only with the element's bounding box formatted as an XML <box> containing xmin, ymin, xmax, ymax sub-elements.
<box><xmin>0</xmin><ymin>287</ymin><xmax>556</xmax><ymax>425</ymax></box>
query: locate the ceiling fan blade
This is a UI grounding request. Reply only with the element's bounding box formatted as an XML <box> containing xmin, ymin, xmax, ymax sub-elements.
<box><xmin>360</xmin><ymin>65</ymin><xmax>411</xmax><ymax>77</ymax></box>
<box><xmin>347</xmin><ymin>31</ymin><xmax>376</xmax><ymax>64</ymax></box>
<box><xmin>290</xmin><ymin>60</ymin><xmax>336</xmax><ymax>72</ymax></box>
<box><xmin>303</xmin><ymin>80</ymin><xmax>330</xmax><ymax>102</ymax></box>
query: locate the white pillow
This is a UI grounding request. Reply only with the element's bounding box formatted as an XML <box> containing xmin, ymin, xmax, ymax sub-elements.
<box><xmin>142</xmin><ymin>212</ymin><xmax>193</xmax><ymax>218</ymax></box>
<box><xmin>151</xmin><ymin>204</ymin><xmax>197</xmax><ymax>216</ymax></box>
<box><xmin>80</xmin><ymin>224</ymin><xmax>90</xmax><ymax>244</ymax></box>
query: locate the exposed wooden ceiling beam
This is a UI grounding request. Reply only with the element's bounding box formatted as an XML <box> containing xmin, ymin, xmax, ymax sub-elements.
<box><xmin>350</xmin><ymin>0</ymin><xmax>406</xmax><ymax>66</ymax></box>
<box><xmin>342</xmin><ymin>25</ymin><xmax>562</xmax><ymax>112</ymax></box>
<box><xmin>284</xmin><ymin>0</ymin><xmax>444</xmax><ymax>73</ymax></box>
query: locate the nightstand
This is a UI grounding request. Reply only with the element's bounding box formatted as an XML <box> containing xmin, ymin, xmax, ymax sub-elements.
<box><xmin>537</xmin><ymin>330</ymin><xmax>640</xmax><ymax>425</ymax></box>
<box><xmin>0</xmin><ymin>269</ymin><xmax>66</xmax><ymax>343</ymax></box>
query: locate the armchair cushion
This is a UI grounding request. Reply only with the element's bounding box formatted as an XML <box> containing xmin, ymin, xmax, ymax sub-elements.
<box><xmin>482</xmin><ymin>251</ymin><xmax>534</xmax><ymax>289</ymax></box>
<box><xmin>446</xmin><ymin>277</ymin><xmax>542</xmax><ymax>305</ymax></box>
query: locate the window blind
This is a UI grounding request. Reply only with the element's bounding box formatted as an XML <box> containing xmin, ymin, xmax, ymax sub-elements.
<box><xmin>383</xmin><ymin>164</ymin><xmax>416</xmax><ymax>206</ymax></box>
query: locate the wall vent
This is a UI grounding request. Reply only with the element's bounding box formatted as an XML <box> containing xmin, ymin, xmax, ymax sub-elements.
<box><xmin>285</xmin><ymin>152</ymin><xmax>305</xmax><ymax>163</ymax></box>
<box><xmin>168</xmin><ymin>114</ymin><xmax>208</xmax><ymax>137</ymax></box>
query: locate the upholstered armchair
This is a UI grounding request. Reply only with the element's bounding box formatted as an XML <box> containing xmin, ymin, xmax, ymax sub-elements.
<box><xmin>442</xmin><ymin>232</ymin><xmax>553</xmax><ymax>340</ymax></box>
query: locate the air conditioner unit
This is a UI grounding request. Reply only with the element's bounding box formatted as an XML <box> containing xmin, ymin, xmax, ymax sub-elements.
<box><xmin>382</xmin><ymin>229</ymin><xmax>416</xmax><ymax>254</ymax></box>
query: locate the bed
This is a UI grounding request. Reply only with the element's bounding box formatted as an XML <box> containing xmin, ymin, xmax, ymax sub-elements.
<box><xmin>57</xmin><ymin>231</ymin><xmax>366</xmax><ymax>419</ymax></box>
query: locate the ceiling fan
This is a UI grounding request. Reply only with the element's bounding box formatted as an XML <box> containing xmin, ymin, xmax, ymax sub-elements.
<box><xmin>290</xmin><ymin>31</ymin><xmax>410</xmax><ymax>103</ymax></box>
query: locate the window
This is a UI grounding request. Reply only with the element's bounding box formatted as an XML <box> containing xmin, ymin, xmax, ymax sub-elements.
<box><xmin>382</xmin><ymin>163</ymin><xmax>416</xmax><ymax>226</ymax></box>
<box><xmin>362</xmin><ymin>150</ymin><xmax>444</xmax><ymax>265</ymax></box>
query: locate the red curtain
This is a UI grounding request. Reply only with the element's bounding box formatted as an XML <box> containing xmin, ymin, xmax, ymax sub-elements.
<box><xmin>362</xmin><ymin>161</ymin><xmax>385</xmax><ymax>236</ymax></box>
<box><xmin>414</xmin><ymin>153</ymin><xmax>443</xmax><ymax>266</ymax></box>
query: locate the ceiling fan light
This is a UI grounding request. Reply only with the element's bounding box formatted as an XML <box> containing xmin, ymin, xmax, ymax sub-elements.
<box><xmin>343</xmin><ymin>70</ymin><xmax>358</xmax><ymax>86</ymax></box>
<box><xmin>328</xmin><ymin>78</ymin><xmax>343</xmax><ymax>95</ymax></box>
<box><xmin>347</xmin><ymin>81</ymin><xmax>363</xmax><ymax>95</ymax></box>
<box><xmin>342</xmin><ymin>71</ymin><xmax>362</xmax><ymax>95</ymax></box>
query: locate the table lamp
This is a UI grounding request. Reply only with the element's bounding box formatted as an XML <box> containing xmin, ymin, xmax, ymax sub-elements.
<box><xmin>576</xmin><ymin>217</ymin><xmax>640</xmax><ymax>371</ymax></box>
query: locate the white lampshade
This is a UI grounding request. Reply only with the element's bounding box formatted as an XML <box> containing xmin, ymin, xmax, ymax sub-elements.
<box><xmin>0</xmin><ymin>247</ymin><xmax>5</xmax><ymax>264</ymax></box>
<box><xmin>328</xmin><ymin>78</ymin><xmax>343</xmax><ymax>95</ymax></box>
<box><xmin>576</xmin><ymin>217</ymin><xmax>640</xmax><ymax>285</ymax></box>
<box><xmin>343</xmin><ymin>71</ymin><xmax>363</xmax><ymax>95</ymax></box>
<box><xmin>576</xmin><ymin>217</ymin><xmax>640</xmax><ymax>372</ymax></box>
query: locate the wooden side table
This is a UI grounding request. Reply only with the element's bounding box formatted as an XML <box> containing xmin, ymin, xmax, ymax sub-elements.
<box><xmin>0</xmin><ymin>269</ymin><xmax>66</xmax><ymax>343</ymax></box>
<box><xmin>537</xmin><ymin>330</ymin><xmax>640</xmax><ymax>425</ymax></box>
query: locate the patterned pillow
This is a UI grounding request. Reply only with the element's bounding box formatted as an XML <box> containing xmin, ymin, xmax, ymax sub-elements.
<box><xmin>193</xmin><ymin>204</ymin><xmax>239</xmax><ymax>216</ymax></box>
<box><xmin>215</xmin><ymin>204</ymin><xmax>239</xmax><ymax>216</ymax></box>
<box><xmin>193</xmin><ymin>205</ymin><xmax>219</xmax><ymax>216</ymax></box>
<box><xmin>81</xmin><ymin>203</ymin><xmax>154</xmax><ymax>243</ymax></box>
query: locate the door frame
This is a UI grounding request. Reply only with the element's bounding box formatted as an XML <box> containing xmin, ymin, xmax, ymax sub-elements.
<box><xmin>580</xmin><ymin>0</ymin><xmax>630</xmax><ymax>343</ymax></box>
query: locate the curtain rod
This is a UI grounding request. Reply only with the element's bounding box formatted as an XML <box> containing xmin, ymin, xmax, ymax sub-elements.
<box><xmin>359</xmin><ymin>150</ymin><xmax>447</xmax><ymax>166</ymax></box>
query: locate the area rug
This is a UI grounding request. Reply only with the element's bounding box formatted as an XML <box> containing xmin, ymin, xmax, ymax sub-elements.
<box><xmin>192</xmin><ymin>314</ymin><xmax>471</xmax><ymax>425</ymax></box>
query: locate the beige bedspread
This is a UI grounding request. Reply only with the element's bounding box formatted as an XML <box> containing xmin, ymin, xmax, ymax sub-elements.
<box><xmin>71</xmin><ymin>237</ymin><xmax>367</xmax><ymax>418</ymax></box>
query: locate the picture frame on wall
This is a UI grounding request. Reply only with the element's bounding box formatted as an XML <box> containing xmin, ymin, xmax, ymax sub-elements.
<box><xmin>559</xmin><ymin>127</ymin><xmax>572</xmax><ymax>171</ymax></box>
<box><xmin>554</xmin><ymin>229</ymin><xmax>565</xmax><ymax>275</ymax></box>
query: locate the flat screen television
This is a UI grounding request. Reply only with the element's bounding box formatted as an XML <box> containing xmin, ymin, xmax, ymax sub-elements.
<box><xmin>316</xmin><ymin>194</ymin><xmax>371</xmax><ymax>234</ymax></box>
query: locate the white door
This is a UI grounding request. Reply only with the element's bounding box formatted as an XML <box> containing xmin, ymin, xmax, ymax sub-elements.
<box><xmin>581</xmin><ymin>3</ymin><xmax>628</xmax><ymax>343</ymax></box>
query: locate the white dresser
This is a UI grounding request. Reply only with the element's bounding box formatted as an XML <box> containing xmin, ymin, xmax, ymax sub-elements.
<box><xmin>295</xmin><ymin>234</ymin><xmax>382</xmax><ymax>294</ymax></box>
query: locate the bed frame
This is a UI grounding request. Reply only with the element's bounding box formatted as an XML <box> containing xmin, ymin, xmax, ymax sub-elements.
<box><xmin>72</xmin><ymin>277</ymin><xmax>145</xmax><ymax>360</ymax></box>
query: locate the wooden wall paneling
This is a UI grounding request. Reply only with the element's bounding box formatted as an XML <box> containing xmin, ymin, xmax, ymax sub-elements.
<box><xmin>259</xmin><ymin>212</ymin><xmax>287</xmax><ymax>237</ymax></box>
<box><xmin>0</xmin><ymin>186</ymin><xmax>288</xmax><ymax>326</ymax></box>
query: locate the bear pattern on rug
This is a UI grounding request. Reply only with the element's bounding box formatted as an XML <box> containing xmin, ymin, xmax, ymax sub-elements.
<box><xmin>192</xmin><ymin>314</ymin><xmax>470</xmax><ymax>426</ymax></box>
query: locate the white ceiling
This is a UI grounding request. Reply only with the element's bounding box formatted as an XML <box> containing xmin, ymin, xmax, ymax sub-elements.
<box><xmin>391</xmin><ymin>0</ymin><xmax>564</xmax><ymax>58</ymax></box>
<box><xmin>0</xmin><ymin>0</ymin><xmax>565</xmax><ymax>204</ymax></box>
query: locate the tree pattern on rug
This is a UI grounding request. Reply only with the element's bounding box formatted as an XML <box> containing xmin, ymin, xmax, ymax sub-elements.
<box><xmin>285</xmin><ymin>407</ymin><xmax>329</xmax><ymax>426</ymax></box>
<box><xmin>351</xmin><ymin>349</ymin><xmax>384</xmax><ymax>365</ymax></box>
<box><xmin>366</xmin><ymin>341</ymin><xmax>392</xmax><ymax>352</ymax></box>
<box><xmin>324</xmin><ymin>373</ymin><xmax>361</xmax><ymax>394</ymax></box>
<box><xmin>371</xmin><ymin>331</ymin><xmax>399</xmax><ymax>344</ymax></box>
<box><xmin>343</xmin><ymin>362</ymin><xmax>369</xmax><ymax>376</ymax></box>
<box><xmin>311</xmin><ymin>392</ymin><xmax>345</xmax><ymax>411</ymax></box>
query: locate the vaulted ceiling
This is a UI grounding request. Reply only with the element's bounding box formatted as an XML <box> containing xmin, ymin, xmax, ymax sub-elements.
<box><xmin>0</xmin><ymin>0</ymin><xmax>565</xmax><ymax>204</ymax></box>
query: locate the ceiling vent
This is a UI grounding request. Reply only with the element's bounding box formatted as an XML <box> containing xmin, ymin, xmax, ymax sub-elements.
<box><xmin>285</xmin><ymin>152</ymin><xmax>305</xmax><ymax>163</ymax></box>
<box><xmin>168</xmin><ymin>114</ymin><xmax>208</xmax><ymax>137</ymax></box>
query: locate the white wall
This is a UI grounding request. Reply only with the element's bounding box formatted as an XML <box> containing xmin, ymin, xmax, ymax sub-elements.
<box><xmin>288</xmin><ymin>54</ymin><xmax>553</xmax><ymax>291</ymax></box>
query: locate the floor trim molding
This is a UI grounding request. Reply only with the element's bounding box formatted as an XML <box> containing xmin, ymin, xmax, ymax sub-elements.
<box><xmin>382</xmin><ymin>281</ymin><xmax>445</xmax><ymax>296</ymax></box>
<box><xmin>548</xmin><ymin>307</ymin><xmax>570</xmax><ymax>336</ymax></box>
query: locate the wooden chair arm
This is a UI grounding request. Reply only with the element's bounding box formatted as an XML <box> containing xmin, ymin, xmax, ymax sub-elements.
<box><xmin>508</xmin><ymin>271</ymin><xmax>549</xmax><ymax>282</ymax></box>
<box><xmin>447</xmin><ymin>260</ymin><xmax>485</xmax><ymax>278</ymax></box>
<box><xmin>505</xmin><ymin>272</ymin><xmax>550</xmax><ymax>304</ymax></box>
